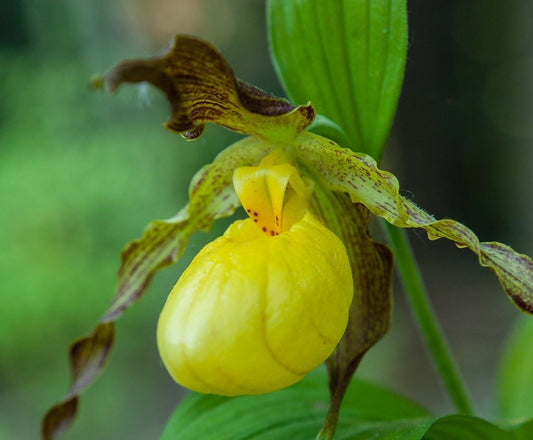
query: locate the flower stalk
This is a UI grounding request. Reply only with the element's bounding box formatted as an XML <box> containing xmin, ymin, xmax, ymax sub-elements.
<box><xmin>316</xmin><ymin>371</ymin><xmax>354</xmax><ymax>440</ymax></box>
<box><xmin>382</xmin><ymin>221</ymin><xmax>474</xmax><ymax>415</ymax></box>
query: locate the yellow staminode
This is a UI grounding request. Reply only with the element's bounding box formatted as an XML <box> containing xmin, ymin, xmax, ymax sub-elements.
<box><xmin>157</xmin><ymin>152</ymin><xmax>353</xmax><ymax>395</ymax></box>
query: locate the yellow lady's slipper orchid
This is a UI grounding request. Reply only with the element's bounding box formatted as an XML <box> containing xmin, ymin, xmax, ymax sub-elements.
<box><xmin>44</xmin><ymin>34</ymin><xmax>533</xmax><ymax>440</ymax></box>
<box><xmin>157</xmin><ymin>153</ymin><xmax>353</xmax><ymax>395</ymax></box>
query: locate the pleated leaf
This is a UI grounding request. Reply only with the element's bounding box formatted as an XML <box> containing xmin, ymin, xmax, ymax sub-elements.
<box><xmin>498</xmin><ymin>316</ymin><xmax>533</xmax><ymax>421</ymax></box>
<box><xmin>422</xmin><ymin>415</ymin><xmax>515</xmax><ymax>440</ymax></box>
<box><xmin>268</xmin><ymin>0</ymin><xmax>407</xmax><ymax>158</ymax></box>
<box><xmin>160</xmin><ymin>371</ymin><xmax>430</xmax><ymax>440</ymax></box>
<box><xmin>160</xmin><ymin>371</ymin><xmax>524</xmax><ymax>440</ymax></box>
<box><xmin>513</xmin><ymin>420</ymin><xmax>533</xmax><ymax>439</ymax></box>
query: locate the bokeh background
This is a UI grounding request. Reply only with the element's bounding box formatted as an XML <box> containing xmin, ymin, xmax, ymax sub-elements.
<box><xmin>1</xmin><ymin>1</ymin><xmax>532</xmax><ymax>438</ymax></box>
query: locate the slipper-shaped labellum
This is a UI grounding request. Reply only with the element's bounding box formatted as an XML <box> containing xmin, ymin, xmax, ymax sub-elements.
<box><xmin>157</xmin><ymin>152</ymin><xmax>353</xmax><ymax>395</ymax></box>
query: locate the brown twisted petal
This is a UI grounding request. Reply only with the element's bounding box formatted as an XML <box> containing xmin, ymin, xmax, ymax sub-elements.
<box><xmin>309</xmin><ymin>185</ymin><xmax>393</xmax><ymax>412</ymax></box>
<box><xmin>297</xmin><ymin>132</ymin><xmax>533</xmax><ymax>313</ymax></box>
<box><xmin>100</xmin><ymin>35</ymin><xmax>315</xmax><ymax>141</ymax></box>
<box><xmin>42</xmin><ymin>323</ymin><xmax>114</xmax><ymax>440</ymax></box>
<box><xmin>41</xmin><ymin>137</ymin><xmax>272</xmax><ymax>439</ymax></box>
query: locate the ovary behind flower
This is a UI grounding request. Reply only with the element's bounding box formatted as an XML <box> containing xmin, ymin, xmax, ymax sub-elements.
<box><xmin>157</xmin><ymin>207</ymin><xmax>353</xmax><ymax>396</ymax></box>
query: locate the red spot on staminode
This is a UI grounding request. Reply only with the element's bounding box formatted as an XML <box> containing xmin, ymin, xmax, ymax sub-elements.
<box><xmin>253</xmin><ymin>212</ymin><xmax>258</xmax><ymax>216</ymax></box>
<box><xmin>262</xmin><ymin>227</ymin><xmax>267</xmax><ymax>232</ymax></box>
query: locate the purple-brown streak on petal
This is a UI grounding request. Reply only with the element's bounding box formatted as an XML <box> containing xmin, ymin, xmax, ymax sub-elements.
<box><xmin>99</xmin><ymin>35</ymin><xmax>314</xmax><ymax>141</ymax></box>
<box><xmin>42</xmin><ymin>136</ymin><xmax>272</xmax><ymax>439</ymax></box>
<box><xmin>298</xmin><ymin>132</ymin><xmax>533</xmax><ymax>313</ymax></box>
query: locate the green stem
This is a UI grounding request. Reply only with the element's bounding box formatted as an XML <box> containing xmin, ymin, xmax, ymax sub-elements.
<box><xmin>382</xmin><ymin>221</ymin><xmax>474</xmax><ymax>415</ymax></box>
<box><xmin>315</xmin><ymin>370</ymin><xmax>355</xmax><ymax>440</ymax></box>
<box><xmin>315</xmin><ymin>399</ymin><xmax>339</xmax><ymax>440</ymax></box>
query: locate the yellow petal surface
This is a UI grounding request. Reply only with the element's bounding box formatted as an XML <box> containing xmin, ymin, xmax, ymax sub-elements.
<box><xmin>157</xmin><ymin>212</ymin><xmax>353</xmax><ymax>395</ymax></box>
<box><xmin>233</xmin><ymin>150</ymin><xmax>314</xmax><ymax>235</ymax></box>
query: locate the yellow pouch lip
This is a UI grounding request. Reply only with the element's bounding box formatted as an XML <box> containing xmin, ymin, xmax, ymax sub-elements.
<box><xmin>157</xmin><ymin>151</ymin><xmax>354</xmax><ymax>396</ymax></box>
<box><xmin>157</xmin><ymin>209</ymin><xmax>353</xmax><ymax>396</ymax></box>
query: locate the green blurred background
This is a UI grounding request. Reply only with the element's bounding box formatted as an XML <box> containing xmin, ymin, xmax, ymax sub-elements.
<box><xmin>0</xmin><ymin>1</ymin><xmax>531</xmax><ymax>438</ymax></box>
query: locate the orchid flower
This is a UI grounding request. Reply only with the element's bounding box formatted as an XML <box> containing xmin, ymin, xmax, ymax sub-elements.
<box><xmin>42</xmin><ymin>35</ymin><xmax>533</xmax><ymax>440</ymax></box>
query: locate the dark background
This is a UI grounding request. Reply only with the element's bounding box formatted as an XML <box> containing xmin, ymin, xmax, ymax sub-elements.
<box><xmin>1</xmin><ymin>1</ymin><xmax>531</xmax><ymax>438</ymax></box>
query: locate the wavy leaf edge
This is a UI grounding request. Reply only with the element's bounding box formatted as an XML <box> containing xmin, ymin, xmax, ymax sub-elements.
<box><xmin>297</xmin><ymin>132</ymin><xmax>533</xmax><ymax>313</ymax></box>
<box><xmin>41</xmin><ymin>138</ymin><xmax>272</xmax><ymax>439</ymax></box>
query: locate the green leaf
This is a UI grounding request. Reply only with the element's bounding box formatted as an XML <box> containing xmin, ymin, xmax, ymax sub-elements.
<box><xmin>512</xmin><ymin>419</ymin><xmax>533</xmax><ymax>440</ymax></box>
<box><xmin>160</xmin><ymin>370</ymin><xmax>431</xmax><ymax>440</ymax></box>
<box><xmin>309</xmin><ymin>114</ymin><xmax>351</xmax><ymax>148</ymax></box>
<box><xmin>160</xmin><ymin>369</ymin><xmax>523</xmax><ymax>440</ymax></box>
<box><xmin>268</xmin><ymin>0</ymin><xmax>407</xmax><ymax>159</ymax></box>
<box><xmin>498</xmin><ymin>316</ymin><xmax>533</xmax><ymax>421</ymax></box>
<box><xmin>424</xmin><ymin>415</ymin><xmax>512</xmax><ymax>440</ymax></box>
<box><xmin>339</xmin><ymin>419</ymin><xmax>432</xmax><ymax>440</ymax></box>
